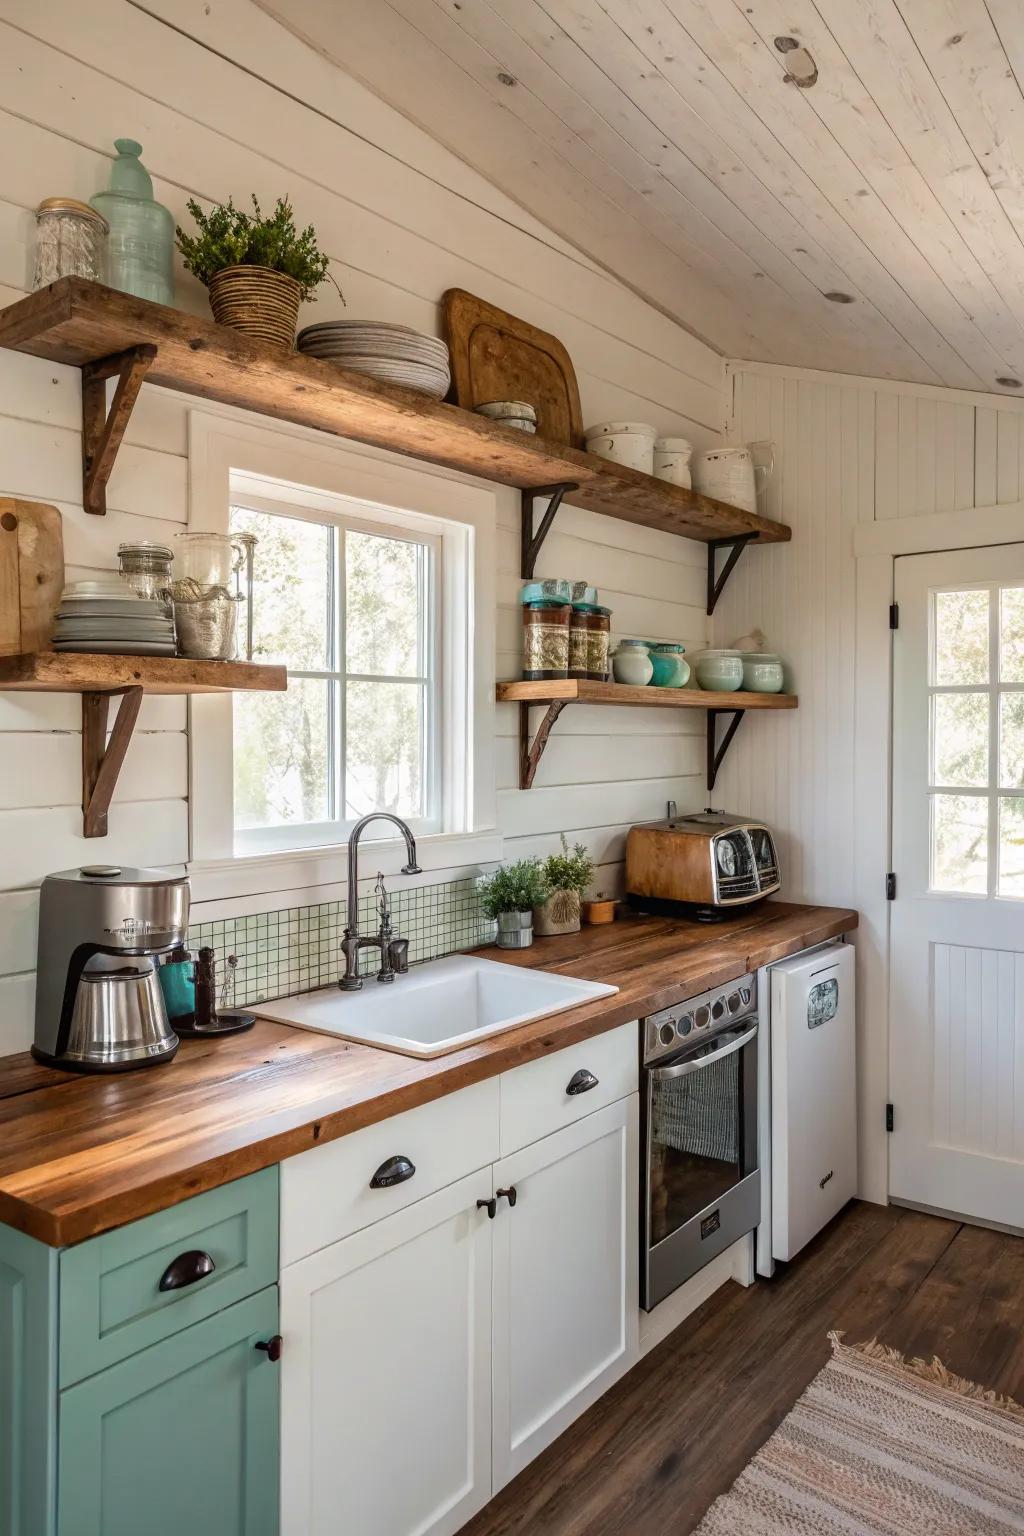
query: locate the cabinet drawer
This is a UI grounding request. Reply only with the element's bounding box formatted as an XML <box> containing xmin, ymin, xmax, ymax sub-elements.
<box><xmin>281</xmin><ymin>1077</ymin><xmax>499</xmax><ymax>1267</ymax></box>
<box><xmin>59</xmin><ymin>1168</ymin><xmax>278</xmax><ymax>1388</ymax></box>
<box><xmin>499</xmin><ymin>1022</ymin><xmax>638</xmax><ymax>1156</ymax></box>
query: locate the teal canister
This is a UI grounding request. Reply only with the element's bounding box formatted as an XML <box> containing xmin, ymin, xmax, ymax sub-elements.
<box><xmin>90</xmin><ymin>139</ymin><xmax>174</xmax><ymax>304</ymax></box>
<box><xmin>158</xmin><ymin>945</ymin><xmax>196</xmax><ymax>1027</ymax></box>
<box><xmin>649</xmin><ymin>643</ymin><xmax>690</xmax><ymax>688</ymax></box>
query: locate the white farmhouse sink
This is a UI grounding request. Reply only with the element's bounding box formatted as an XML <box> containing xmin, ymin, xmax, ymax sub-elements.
<box><xmin>254</xmin><ymin>953</ymin><xmax>618</xmax><ymax>1058</ymax></box>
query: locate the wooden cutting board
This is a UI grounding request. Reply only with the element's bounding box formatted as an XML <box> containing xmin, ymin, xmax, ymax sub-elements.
<box><xmin>443</xmin><ymin>289</ymin><xmax>583</xmax><ymax>448</ymax></box>
<box><xmin>0</xmin><ymin>498</ymin><xmax>64</xmax><ymax>656</ymax></box>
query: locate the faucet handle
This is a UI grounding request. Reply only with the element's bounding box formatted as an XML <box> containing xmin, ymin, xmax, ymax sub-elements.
<box><xmin>375</xmin><ymin>871</ymin><xmax>391</xmax><ymax>923</ymax></box>
<box><xmin>388</xmin><ymin>937</ymin><xmax>410</xmax><ymax>975</ymax></box>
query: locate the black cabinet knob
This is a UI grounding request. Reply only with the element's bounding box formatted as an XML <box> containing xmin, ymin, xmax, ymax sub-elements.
<box><xmin>497</xmin><ymin>1186</ymin><xmax>517</xmax><ymax>1208</ymax></box>
<box><xmin>477</xmin><ymin>1197</ymin><xmax>497</xmax><ymax>1219</ymax></box>
<box><xmin>566</xmin><ymin>1068</ymin><xmax>599</xmax><ymax>1096</ymax></box>
<box><xmin>255</xmin><ymin>1334</ymin><xmax>283</xmax><ymax>1363</ymax></box>
<box><xmin>370</xmin><ymin>1155</ymin><xmax>416</xmax><ymax>1189</ymax></box>
<box><xmin>158</xmin><ymin>1249</ymin><xmax>216</xmax><ymax>1292</ymax></box>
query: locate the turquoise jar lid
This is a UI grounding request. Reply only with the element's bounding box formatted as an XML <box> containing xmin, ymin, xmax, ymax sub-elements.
<box><xmin>652</xmin><ymin>642</ymin><xmax>685</xmax><ymax>653</ymax></box>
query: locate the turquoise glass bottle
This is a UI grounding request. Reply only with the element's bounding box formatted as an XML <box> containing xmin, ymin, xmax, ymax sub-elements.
<box><xmin>91</xmin><ymin>139</ymin><xmax>174</xmax><ymax>304</ymax></box>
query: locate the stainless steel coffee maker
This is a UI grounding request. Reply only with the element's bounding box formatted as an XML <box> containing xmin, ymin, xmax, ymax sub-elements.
<box><xmin>33</xmin><ymin>865</ymin><xmax>190</xmax><ymax>1072</ymax></box>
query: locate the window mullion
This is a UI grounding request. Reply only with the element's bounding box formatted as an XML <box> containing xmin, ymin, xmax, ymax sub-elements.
<box><xmin>337</xmin><ymin>526</ymin><xmax>347</xmax><ymax>827</ymax></box>
<box><xmin>989</xmin><ymin>588</ymin><xmax>999</xmax><ymax>896</ymax></box>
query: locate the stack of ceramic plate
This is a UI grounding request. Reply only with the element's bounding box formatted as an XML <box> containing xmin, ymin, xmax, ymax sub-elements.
<box><xmin>52</xmin><ymin>579</ymin><xmax>177</xmax><ymax>656</ymax></box>
<box><xmin>296</xmin><ymin>320</ymin><xmax>451</xmax><ymax>399</ymax></box>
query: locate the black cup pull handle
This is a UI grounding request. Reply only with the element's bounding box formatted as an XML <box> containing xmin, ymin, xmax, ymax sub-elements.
<box><xmin>369</xmin><ymin>1155</ymin><xmax>416</xmax><ymax>1189</ymax></box>
<box><xmin>158</xmin><ymin>1249</ymin><xmax>216</xmax><ymax>1292</ymax></box>
<box><xmin>566</xmin><ymin>1068</ymin><xmax>599</xmax><ymax>1096</ymax></box>
<box><xmin>497</xmin><ymin>1186</ymin><xmax>517</xmax><ymax>1208</ymax></box>
<box><xmin>477</xmin><ymin>1197</ymin><xmax>497</xmax><ymax>1219</ymax></box>
<box><xmin>255</xmin><ymin>1334</ymin><xmax>283</xmax><ymax>1363</ymax></box>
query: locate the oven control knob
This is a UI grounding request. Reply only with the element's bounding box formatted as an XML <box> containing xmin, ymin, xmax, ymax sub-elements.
<box><xmin>694</xmin><ymin>1005</ymin><xmax>710</xmax><ymax>1029</ymax></box>
<box><xmin>727</xmin><ymin>991</ymin><xmax>742</xmax><ymax>1014</ymax></box>
<box><xmin>711</xmin><ymin>998</ymin><xmax>725</xmax><ymax>1021</ymax></box>
<box><xmin>659</xmin><ymin>1022</ymin><xmax>676</xmax><ymax>1046</ymax></box>
<box><xmin>678</xmin><ymin>1014</ymin><xmax>693</xmax><ymax>1036</ymax></box>
<box><xmin>740</xmin><ymin>986</ymin><xmax>752</xmax><ymax>1006</ymax></box>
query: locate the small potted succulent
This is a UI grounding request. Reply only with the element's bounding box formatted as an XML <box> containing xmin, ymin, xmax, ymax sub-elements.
<box><xmin>175</xmin><ymin>194</ymin><xmax>340</xmax><ymax>350</ymax></box>
<box><xmin>479</xmin><ymin>859</ymin><xmax>549</xmax><ymax>949</ymax></box>
<box><xmin>534</xmin><ymin>835</ymin><xmax>595</xmax><ymax>938</ymax></box>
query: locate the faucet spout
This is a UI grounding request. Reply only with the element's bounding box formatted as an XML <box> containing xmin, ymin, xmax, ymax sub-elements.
<box><xmin>340</xmin><ymin>814</ymin><xmax>421</xmax><ymax>990</ymax></box>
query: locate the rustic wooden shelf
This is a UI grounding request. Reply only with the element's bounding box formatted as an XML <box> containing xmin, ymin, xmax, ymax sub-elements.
<box><xmin>496</xmin><ymin>679</ymin><xmax>797</xmax><ymax>791</ymax></box>
<box><xmin>0</xmin><ymin>652</ymin><xmax>286</xmax><ymax>836</ymax></box>
<box><xmin>0</xmin><ymin>280</ymin><xmax>790</xmax><ymax>549</ymax></box>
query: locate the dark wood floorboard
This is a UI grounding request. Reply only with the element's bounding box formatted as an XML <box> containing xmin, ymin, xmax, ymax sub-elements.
<box><xmin>462</xmin><ymin>1201</ymin><xmax>1024</xmax><ymax>1536</ymax></box>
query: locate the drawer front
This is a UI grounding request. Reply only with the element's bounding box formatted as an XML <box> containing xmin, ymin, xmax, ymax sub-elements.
<box><xmin>280</xmin><ymin>1077</ymin><xmax>499</xmax><ymax>1267</ymax></box>
<box><xmin>499</xmin><ymin>1021</ymin><xmax>639</xmax><ymax>1156</ymax></box>
<box><xmin>59</xmin><ymin>1167</ymin><xmax>279</xmax><ymax>1387</ymax></box>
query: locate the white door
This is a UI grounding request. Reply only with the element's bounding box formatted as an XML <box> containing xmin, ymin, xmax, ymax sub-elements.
<box><xmin>491</xmin><ymin>1096</ymin><xmax>639</xmax><ymax>1491</ymax></box>
<box><xmin>891</xmin><ymin>546</ymin><xmax>1024</xmax><ymax>1227</ymax></box>
<box><xmin>280</xmin><ymin>1170</ymin><xmax>493</xmax><ymax>1536</ymax></box>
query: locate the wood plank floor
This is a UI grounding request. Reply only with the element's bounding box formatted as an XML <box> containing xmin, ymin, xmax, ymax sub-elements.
<box><xmin>462</xmin><ymin>1201</ymin><xmax>1024</xmax><ymax>1536</ymax></box>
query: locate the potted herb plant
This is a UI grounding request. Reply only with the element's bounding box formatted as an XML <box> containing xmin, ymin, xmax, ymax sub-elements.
<box><xmin>534</xmin><ymin>836</ymin><xmax>595</xmax><ymax>937</ymax></box>
<box><xmin>175</xmin><ymin>194</ymin><xmax>340</xmax><ymax>350</ymax></box>
<box><xmin>479</xmin><ymin>858</ymin><xmax>549</xmax><ymax>949</ymax></box>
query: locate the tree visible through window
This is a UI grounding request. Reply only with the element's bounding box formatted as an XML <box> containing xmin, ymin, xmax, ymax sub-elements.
<box><xmin>231</xmin><ymin>500</ymin><xmax>437</xmax><ymax>848</ymax></box>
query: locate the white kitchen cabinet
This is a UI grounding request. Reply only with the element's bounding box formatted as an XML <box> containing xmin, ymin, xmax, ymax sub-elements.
<box><xmin>280</xmin><ymin>1171</ymin><xmax>494</xmax><ymax>1536</ymax></box>
<box><xmin>491</xmin><ymin>1095</ymin><xmax>639</xmax><ymax>1489</ymax></box>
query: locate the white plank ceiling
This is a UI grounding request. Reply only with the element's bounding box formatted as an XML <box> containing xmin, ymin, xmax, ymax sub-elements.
<box><xmin>260</xmin><ymin>0</ymin><xmax>1024</xmax><ymax>392</ymax></box>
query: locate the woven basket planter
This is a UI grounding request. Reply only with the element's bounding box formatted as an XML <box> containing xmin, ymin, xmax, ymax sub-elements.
<box><xmin>208</xmin><ymin>265</ymin><xmax>302</xmax><ymax>350</ymax></box>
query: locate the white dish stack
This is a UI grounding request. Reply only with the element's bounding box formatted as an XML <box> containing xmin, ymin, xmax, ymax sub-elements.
<box><xmin>297</xmin><ymin>320</ymin><xmax>451</xmax><ymax>399</ymax></box>
<box><xmin>474</xmin><ymin>400</ymin><xmax>537</xmax><ymax>434</ymax></box>
<box><xmin>52</xmin><ymin>580</ymin><xmax>176</xmax><ymax>655</ymax></box>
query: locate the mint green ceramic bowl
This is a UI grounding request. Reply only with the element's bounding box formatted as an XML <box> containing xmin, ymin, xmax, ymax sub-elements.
<box><xmin>694</xmin><ymin>650</ymin><xmax>744</xmax><ymax>691</ymax></box>
<box><xmin>740</xmin><ymin>653</ymin><xmax>785</xmax><ymax>693</ymax></box>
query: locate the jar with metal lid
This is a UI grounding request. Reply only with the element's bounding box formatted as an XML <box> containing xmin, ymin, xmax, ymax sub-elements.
<box><xmin>569</xmin><ymin>602</ymin><xmax>611</xmax><ymax>680</ymax></box>
<box><xmin>522</xmin><ymin>599</ymin><xmax>570</xmax><ymax>680</ymax></box>
<box><xmin>117</xmin><ymin>541</ymin><xmax>174</xmax><ymax>599</ymax></box>
<box><xmin>32</xmin><ymin>199</ymin><xmax>108</xmax><ymax>289</ymax></box>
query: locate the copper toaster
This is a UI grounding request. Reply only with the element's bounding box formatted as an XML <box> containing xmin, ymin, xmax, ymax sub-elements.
<box><xmin>625</xmin><ymin>808</ymin><xmax>781</xmax><ymax>918</ymax></box>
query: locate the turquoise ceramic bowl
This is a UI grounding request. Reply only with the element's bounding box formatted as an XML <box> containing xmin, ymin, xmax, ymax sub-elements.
<box><xmin>649</xmin><ymin>644</ymin><xmax>690</xmax><ymax>688</ymax></box>
<box><xmin>741</xmin><ymin>653</ymin><xmax>785</xmax><ymax>693</ymax></box>
<box><xmin>694</xmin><ymin>650</ymin><xmax>744</xmax><ymax>691</ymax></box>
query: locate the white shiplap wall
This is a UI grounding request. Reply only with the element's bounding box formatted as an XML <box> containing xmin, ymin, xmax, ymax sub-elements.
<box><xmin>0</xmin><ymin>0</ymin><xmax>724</xmax><ymax>1055</ymax></box>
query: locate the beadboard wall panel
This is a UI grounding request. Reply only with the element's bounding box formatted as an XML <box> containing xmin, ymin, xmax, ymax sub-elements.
<box><xmin>0</xmin><ymin>0</ymin><xmax>720</xmax><ymax>1054</ymax></box>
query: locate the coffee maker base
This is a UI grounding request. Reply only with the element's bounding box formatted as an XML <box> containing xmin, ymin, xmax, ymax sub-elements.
<box><xmin>31</xmin><ymin>1036</ymin><xmax>180</xmax><ymax>1073</ymax></box>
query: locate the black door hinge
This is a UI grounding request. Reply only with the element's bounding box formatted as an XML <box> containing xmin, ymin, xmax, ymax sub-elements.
<box><xmin>885</xmin><ymin>1103</ymin><xmax>894</xmax><ymax>1133</ymax></box>
<box><xmin>889</xmin><ymin>603</ymin><xmax>899</xmax><ymax>630</ymax></box>
<box><xmin>886</xmin><ymin>872</ymin><xmax>897</xmax><ymax>900</ymax></box>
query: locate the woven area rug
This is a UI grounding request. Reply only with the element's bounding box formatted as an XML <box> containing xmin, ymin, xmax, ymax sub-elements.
<box><xmin>695</xmin><ymin>1333</ymin><xmax>1024</xmax><ymax>1534</ymax></box>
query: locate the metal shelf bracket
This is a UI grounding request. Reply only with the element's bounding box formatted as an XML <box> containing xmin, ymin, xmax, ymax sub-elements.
<box><xmin>707</xmin><ymin>533</ymin><xmax>756</xmax><ymax>616</ymax></box>
<box><xmin>521</xmin><ymin>482</ymin><xmax>579</xmax><ymax>580</ymax></box>
<box><xmin>82</xmin><ymin>687</ymin><xmax>144</xmax><ymax>837</ymax></box>
<box><xmin>518</xmin><ymin>699</ymin><xmax>569</xmax><ymax>789</ymax></box>
<box><xmin>707</xmin><ymin>708</ymin><xmax>745</xmax><ymax>792</ymax></box>
<box><xmin>81</xmin><ymin>344</ymin><xmax>157</xmax><ymax>515</ymax></box>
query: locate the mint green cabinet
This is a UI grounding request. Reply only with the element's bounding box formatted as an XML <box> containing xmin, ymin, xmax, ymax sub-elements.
<box><xmin>58</xmin><ymin>1286</ymin><xmax>279</xmax><ymax>1536</ymax></box>
<box><xmin>0</xmin><ymin>1224</ymin><xmax>58</xmax><ymax>1536</ymax></box>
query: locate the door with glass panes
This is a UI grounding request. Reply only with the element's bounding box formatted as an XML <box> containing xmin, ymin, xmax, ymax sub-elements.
<box><xmin>890</xmin><ymin>547</ymin><xmax>1024</xmax><ymax>1227</ymax></box>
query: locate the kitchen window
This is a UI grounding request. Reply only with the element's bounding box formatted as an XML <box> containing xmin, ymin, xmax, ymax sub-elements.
<box><xmin>230</xmin><ymin>495</ymin><xmax>440</xmax><ymax>854</ymax></box>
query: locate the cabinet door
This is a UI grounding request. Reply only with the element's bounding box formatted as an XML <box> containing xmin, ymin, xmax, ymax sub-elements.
<box><xmin>492</xmin><ymin>1095</ymin><xmax>639</xmax><ymax>1490</ymax></box>
<box><xmin>280</xmin><ymin>1170</ymin><xmax>493</xmax><ymax>1536</ymax></box>
<box><xmin>58</xmin><ymin>1287</ymin><xmax>279</xmax><ymax>1536</ymax></box>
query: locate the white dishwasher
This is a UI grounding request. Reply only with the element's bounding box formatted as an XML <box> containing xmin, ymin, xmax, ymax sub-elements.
<box><xmin>757</xmin><ymin>941</ymin><xmax>857</xmax><ymax>1275</ymax></box>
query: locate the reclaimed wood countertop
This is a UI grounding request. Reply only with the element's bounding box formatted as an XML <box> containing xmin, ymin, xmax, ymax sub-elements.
<box><xmin>0</xmin><ymin>901</ymin><xmax>855</xmax><ymax>1247</ymax></box>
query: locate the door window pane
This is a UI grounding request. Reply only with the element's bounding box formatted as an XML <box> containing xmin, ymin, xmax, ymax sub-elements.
<box><xmin>345</xmin><ymin>681</ymin><xmax>424</xmax><ymax>820</ymax></box>
<box><xmin>934</xmin><ymin>589</ymin><xmax>989</xmax><ymax>685</ymax></box>
<box><xmin>234</xmin><ymin>678</ymin><xmax>331</xmax><ymax>829</ymax></box>
<box><xmin>998</xmin><ymin>797</ymin><xmax>1024</xmax><ymax>897</ymax></box>
<box><xmin>931</xmin><ymin>793</ymin><xmax>988</xmax><ymax>893</ymax></box>
<box><xmin>1000</xmin><ymin>587</ymin><xmax>1024</xmax><ymax>682</ymax></box>
<box><xmin>932</xmin><ymin>692</ymin><xmax>988</xmax><ymax>787</ymax></box>
<box><xmin>346</xmin><ymin>530</ymin><xmax>423</xmax><ymax>677</ymax></box>
<box><xmin>999</xmin><ymin>692</ymin><xmax>1024</xmax><ymax>787</ymax></box>
<box><xmin>231</xmin><ymin>507</ymin><xmax>333</xmax><ymax>670</ymax></box>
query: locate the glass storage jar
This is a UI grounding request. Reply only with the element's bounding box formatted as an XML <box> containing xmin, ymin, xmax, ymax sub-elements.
<box><xmin>569</xmin><ymin>603</ymin><xmax>611</xmax><ymax>680</ymax></box>
<box><xmin>172</xmin><ymin>532</ymin><xmax>247</xmax><ymax>590</ymax></box>
<box><xmin>32</xmin><ymin>199</ymin><xmax>108</xmax><ymax>289</ymax></box>
<box><xmin>117</xmin><ymin>541</ymin><xmax>173</xmax><ymax>599</ymax></box>
<box><xmin>90</xmin><ymin>139</ymin><xmax>174</xmax><ymax>305</ymax></box>
<box><xmin>522</xmin><ymin>599</ymin><xmax>570</xmax><ymax>680</ymax></box>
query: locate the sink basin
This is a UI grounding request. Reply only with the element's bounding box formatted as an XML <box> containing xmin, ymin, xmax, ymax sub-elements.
<box><xmin>253</xmin><ymin>954</ymin><xmax>619</xmax><ymax>1058</ymax></box>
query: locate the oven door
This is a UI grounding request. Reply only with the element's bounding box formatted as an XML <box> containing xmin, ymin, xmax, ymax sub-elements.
<box><xmin>642</xmin><ymin>1019</ymin><xmax>760</xmax><ymax>1309</ymax></box>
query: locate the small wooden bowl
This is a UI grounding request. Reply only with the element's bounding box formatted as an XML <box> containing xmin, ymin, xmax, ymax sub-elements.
<box><xmin>583</xmin><ymin>899</ymin><xmax>616</xmax><ymax>925</ymax></box>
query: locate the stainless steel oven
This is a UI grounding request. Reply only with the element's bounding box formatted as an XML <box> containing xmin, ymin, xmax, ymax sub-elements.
<box><xmin>641</xmin><ymin>973</ymin><xmax>761</xmax><ymax>1310</ymax></box>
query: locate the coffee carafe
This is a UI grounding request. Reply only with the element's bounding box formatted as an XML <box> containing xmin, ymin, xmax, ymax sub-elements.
<box><xmin>33</xmin><ymin>865</ymin><xmax>189</xmax><ymax>1072</ymax></box>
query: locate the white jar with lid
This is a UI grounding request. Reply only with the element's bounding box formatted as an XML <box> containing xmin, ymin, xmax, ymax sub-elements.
<box><xmin>584</xmin><ymin>421</ymin><xmax>657</xmax><ymax>474</ymax></box>
<box><xmin>653</xmin><ymin>437</ymin><xmax>693</xmax><ymax>488</ymax></box>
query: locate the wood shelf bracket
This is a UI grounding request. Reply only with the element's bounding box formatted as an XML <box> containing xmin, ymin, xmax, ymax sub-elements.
<box><xmin>707</xmin><ymin>533</ymin><xmax>757</xmax><ymax>617</ymax></box>
<box><xmin>707</xmin><ymin>708</ymin><xmax>745</xmax><ymax>792</ymax></box>
<box><xmin>521</xmin><ymin>482</ymin><xmax>579</xmax><ymax>580</ymax></box>
<box><xmin>81</xmin><ymin>344</ymin><xmax>157</xmax><ymax>516</ymax></box>
<box><xmin>518</xmin><ymin>699</ymin><xmax>568</xmax><ymax>789</ymax></box>
<box><xmin>82</xmin><ymin>687</ymin><xmax>144</xmax><ymax>838</ymax></box>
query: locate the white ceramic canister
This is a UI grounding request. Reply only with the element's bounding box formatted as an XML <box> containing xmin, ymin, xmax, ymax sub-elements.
<box><xmin>611</xmin><ymin>639</ymin><xmax>654</xmax><ymax>686</ymax></box>
<box><xmin>584</xmin><ymin>421</ymin><xmax>656</xmax><ymax>475</ymax></box>
<box><xmin>653</xmin><ymin>437</ymin><xmax>693</xmax><ymax>488</ymax></box>
<box><xmin>691</xmin><ymin>446</ymin><xmax>757</xmax><ymax>513</ymax></box>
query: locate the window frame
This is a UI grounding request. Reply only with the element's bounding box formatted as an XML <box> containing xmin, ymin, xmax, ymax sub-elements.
<box><xmin>186</xmin><ymin>411</ymin><xmax>499</xmax><ymax>902</ymax></box>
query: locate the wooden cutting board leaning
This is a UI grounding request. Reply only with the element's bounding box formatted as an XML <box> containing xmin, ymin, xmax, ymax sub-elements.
<box><xmin>0</xmin><ymin>498</ymin><xmax>64</xmax><ymax>655</ymax></box>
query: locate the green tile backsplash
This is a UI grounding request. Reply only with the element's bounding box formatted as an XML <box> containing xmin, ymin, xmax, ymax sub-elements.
<box><xmin>188</xmin><ymin>876</ymin><xmax>496</xmax><ymax>1008</ymax></box>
